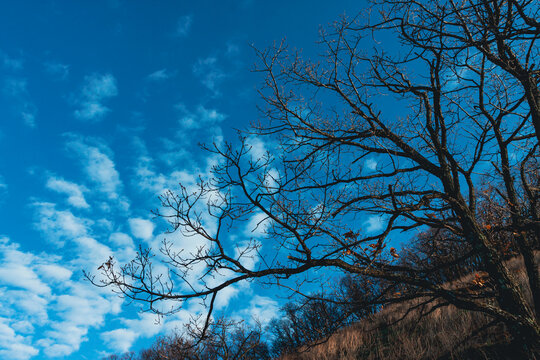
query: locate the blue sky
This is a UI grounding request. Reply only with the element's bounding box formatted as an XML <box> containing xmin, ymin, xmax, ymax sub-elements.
<box><xmin>0</xmin><ymin>1</ymin><xmax>372</xmax><ymax>359</ymax></box>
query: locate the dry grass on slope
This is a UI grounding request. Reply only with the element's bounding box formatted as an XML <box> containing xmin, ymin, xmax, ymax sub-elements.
<box><xmin>281</xmin><ymin>255</ymin><xmax>536</xmax><ymax>360</ymax></box>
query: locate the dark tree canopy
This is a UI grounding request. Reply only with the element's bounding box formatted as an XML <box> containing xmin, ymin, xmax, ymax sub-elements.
<box><xmin>90</xmin><ymin>0</ymin><xmax>540</xmax><ymax>357</ymax></box>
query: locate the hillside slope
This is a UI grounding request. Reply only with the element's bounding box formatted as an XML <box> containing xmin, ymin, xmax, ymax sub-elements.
<box><xmin>281</xmin><ymin>255</ymin><xmax>537</xmax><ymax>360</ymax></box>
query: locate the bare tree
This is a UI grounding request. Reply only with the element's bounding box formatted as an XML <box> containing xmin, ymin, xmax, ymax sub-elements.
<box><xmin>90</xmin><ymin>0</ymin><xmax>540</xmax><ymax>357</ymax></box>
<box><xmin>268</xmin><ymin>288</ymin><xmax>375</xmax><ymax>358</ymax></box>
<box><xmin>104</xmin><ymin>319</ymin><xmax>269</xmax><ymax>360</ymax></box>
<box><xmin>102</xmin><ymin>352</ymin><xmax>136</xmax><ymax>360</ymax></box>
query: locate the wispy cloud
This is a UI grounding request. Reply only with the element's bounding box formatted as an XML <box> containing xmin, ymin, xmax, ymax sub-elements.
<box><xmin>37</xmin><ymin>282</ymin><xmax>122</xmax><ymax>357</ymax></box>
<box><xmin>0</xmin><ymin>235</ymin><xmax>125</xmax><ymax>358</ymax></box>
<box><xmin>193</xmin><ymin>56</ymin><xmax>227</xmax><ymax>95</ymax></box>
<box><xmin>32</xmin><ymin>202</ymin><xmax>91</xmax><ymax>246</ymax></box>
<box><xmin>3</xmin><ymin>77</ymin><xmax>27</xmax><ymax>96</ymax></box>
<box><xmin>0</xmin><ymin>237</ymin><xmax>67</xmax><ymax>359</ymax></box>
<box><xmin>1</xmin><ymin>51</ymin><xmax>23</xmax><ymax>71</ymax></box>
<box><xmin>2</xmin><ymin>77</ymin><xmax>37</xmax><ymax>127</ymax></box>
<box><xmin>226</xmin><ymin>42</ymin><xmax>241</xmax><ymax>58</ymax></box>
<box><xmin>101</xmin><ymin>303</ymin><xmax>204</xmax><ymax>353</ymax></box>
<box><xmin>245</xmin><ymin>135</ymin><xmax>268</xmax><ymax>161</ymax></box>
<box><xmin>244</xmin><ymin>212</ymin><xmax>269</xmax><ymax>240</ymax></box>
<box><xmin>66</xmin><ymin>137</ymin><xmax>127</xmax><ymax>209</ymax></box>
<box><xmin>146</xmin><ymin>68</ymin><xmax>172</xmax><ymax>81</ymax></box>
<box><xmin>175</xmin><ymin>14</ymin><xmax>193</xmax><ymax>37</ymax></box>
<box><xmin>46</xmin><ymin>176</ymin><xmax>89</xmax><ymax>209</ymax></box>
<box><xmin>0</xmin><ymin>238</ymin><xmax>52</xmax><ymax>296</ymax></box>
<box><xmin>176</xmin><ymin>104</ymin><xmax>227</xmax><ymax>130</ymax></box>
<box><xmin>74</xmin><ymin>73</ymin><xmax>118</xmax><ymax>121</ymax></box>
<box><xmin>44</xmin><ymin>61</ymin><xmax>70</xmax><ymax>80</ymax></box>
<box><xmin>0</xmin><ymin>317</ymin><xmax>39</xmax><ymax>360</ymax></box>
<box><xmin>0</xmin><ymin>174</ymin><xmax>6</xmax><ymax>191</ymax></box>
<box><xmin>102</xmin><ymin>313</ymin><xmax>163</xmax><ymax>353</ymax></box>
<box><xmin>236</xmin><ymin>295</ymin><xmax>279</xmax><ymax>326</ymax></box>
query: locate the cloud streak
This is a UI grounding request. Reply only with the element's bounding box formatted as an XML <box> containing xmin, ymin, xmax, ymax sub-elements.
<box><xmin>146</xmin><ymin>68</ymin><xmax>172</xmax><ymax>81</ymax></box>
<box><xmin>2</xmin><ymin>77</ymin><xmax>37</xmax><ymax>127</ymax></box>
<box><xmin>74</xmin><ymin>73</ymin><xmax>118</xmax><ymax>121</ymax></box>
<box><xmin>66</xmin><ymin>136</ymin><xmax>128</xmax><ymax>210</ymax></box>
<box><xmin>175</xmin><ymin>15</ymin><xmax>193</xmax><ymax>37</ymax></box>
<box><xmin>192</xmin><ymin>57</ymin><xmax>227</xmax><ymax>95</ymax></box>
<box><xmin>46</xmin><ymin>176</ymin><xmax>89</xmax><ymax>209</ymax></box>
<box><xmin>33</xmin><ymin>202</ymin><xmax>91</xmax><ymax>246</ymax></box>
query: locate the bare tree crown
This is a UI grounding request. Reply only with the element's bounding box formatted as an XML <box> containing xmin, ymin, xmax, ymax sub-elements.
<box><xmin>89</xmin><ymin>0</ymin><xmax>540</xmax><ymax>355</ymax></box>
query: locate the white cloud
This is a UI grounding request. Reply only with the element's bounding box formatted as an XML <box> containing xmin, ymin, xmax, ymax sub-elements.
<box><xmin>75</xmin><ymin>102</ymin><xmax>110</xmax><ymax>120</ymax></box>
<box><xmin>44</xmin><ymin>62</ymin><xmax>70</xmax><ymax>80</ymax></box>
<box><xmin>1</xmin><ymin>51</ymin><xmax>23</xmax><ymax>71</ymax></box>
<box><xmin>3</xmin><ymin>77</ymin><xmax>27</xmax><ymax>96</ymax></box>
<box><xmin>33</xmin><ymin>202</ymin><xmax>90</xmax><ymax>245</ymax></box>
<box><xmin>0</xmin><ymin>289</ymin><xmax>49</xmax><ymax>325</ymax></box>
<box><xmin>0</xmin><ymin>175</ymin><xmax>6</xmax><ymax>190</ymax></box>
<box><xmin>84</xmin><ymin>147</ymin><xmax>121</xmax><ymax>198</ymax></box>
<box><xmin>176</xmin><ymin>104</ymin><xmax>227</xmax><ymax>130</ymax></box>
<box><xmin>0</xmin><ymin>263</ymin><xmax>50</xmax><ymax>296</ymax></box>
<box><xmin>234</xmin><ymin>240</ymin><xmax>260</xmax><ymax>271</ymax></box>
<box><xmin>101</xmin><ymin>328</ymin><xmax>138</xmax><ymax>353</ymax></box>
<box><xmin>193</xmin><ymin>56</ymin><xmax>226</xmax><ymax>95</ymax></box>
<box><xmin>246</xmin><ymin>136</ymin><xmax>267</xmax><ymax>161</ymax></box>
<box><xmin>37</xmin><ymin>264</ymin><xmax>73</xmax><ymax>283</ymax></box>
<box><xmin>0</xmin><ymin>231</ymin><xmax>126</xmax><ymax>359</ymax></box>
<box><xmin>175</xmin><ymin>15</ymin><xmax>193</xmax><ymax>36</ymax></box>
<box><xmin>108</xmin><ymin>232</ymin><xmax>137</xmax><ymax>264</ymax></box>
<box><xmin>109</xmin><ymin>232</ymin><xmax>134</xmax><ymax>247</ymax></box>
<box><xmin>364</xmin><ymin>215</ymin><xmax>386</xmax><ymax>233</ymax></box>
<box><xmin>10</xmin><ymin>320</ymin><xmax>34</xmax><ymax>334</ymax></box>
<box><xmin>39</xmin><ymin>282</ymin><xmax>123</xmax><ymax>357</ymax></box>
<box><xmin>21</xmin><ymin>111</ymin><xmax>36</xmax><ymax>128</ymax></box>
<box><xmin>263</xmin><ymin>168</ymin><xmax>280</xmax><ymax>191</ymax></box>
<box><xmin>146</xmin><ymin>68</ymin><xmax>171</xmax><ymax>81</ymax></box>
<box><xmin>157</xmin><ymin>138</ymin><xmax>190</xmax><ymax>166</ymax></box>
<box><xmin>73</xmin><ymin>236</ymin><xmax>113</xmax><ymax>269</ymax></box>
<box><xmin>129</xmin><ymin>218</ymin><xmax>155</xmax><ymax>241</ymax></box>
<box><xmin>81</xmin><ymin>73</ymin><xmax>118</xmax><ymax>101</ymax></box>
<box><xmin>237</xmin><ymin>295</ymin><xmax>279</xmax><ymax>326</ymax></box>
<box><xmin>0</xmin><ymin>239</ymin><xmax>81</xmax><ymax>358</ymax></box>
<box><xmin>244</xmin><ymin>212</ymin><xmax>269</xmax><ymax>238</ymax></box>
<box><xmin>66</xmin><ymin>137</ymin><xmax>127</xmax><ymax>207</ymax></box>
<box><xmin>133</xmin><ymin>155</ymin><xmax>168</xmax><ymax>195</ymax></box>
<box><xmin>2</xmin><ymin>78</ymin><xmax>37</xmax><ymax>127</ymax></box>
<box><xmin>102</xmin><ymin>304</ymin><xmax>205</xmax><ymax>353</ymax></box>
<box><xmin>0</xmin><ymin>319</ymin><xmax>39</xmax><ymax>360</ymax></box>
<box><xmin>214</xmin><ymin>286</ymin><xmax>240</xmax><ymax>310</ymax></box>
<box><xmin>365</xmin><ymin>158</ymin><xmax>377</xmax><ymax>171</ymax></box>
<box><xmin>133</xmin><ymin>149</ymin><xmax>199</xmax><ymax>196</ymax></box>
<box><xmin>74</xmin><ymin>73</ymin><xmax>118</xmax><ymax>121</ymax></box>
<box><xmin>0</xmin><ymin>239</ymin><xmax>51</xmax><ymax>296</ymax></box>
<box><xmin>46</xmin><ymin>176</ymin><xmax>89</xmax><ymax>208</ymax></box>
<box><xmin>39</xmin><ymin>342</ymin><xmax>73</xmax><ymax>358</ymax></box>
<box><xmin>102</xmin><ymin>312</ymin><xmax>164</xmax><ymax>353</ymax></box>
<box><xmin>226</xmin><ymin>42</ymin><xmax>240</xmax><ymax>57</ymax></box>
